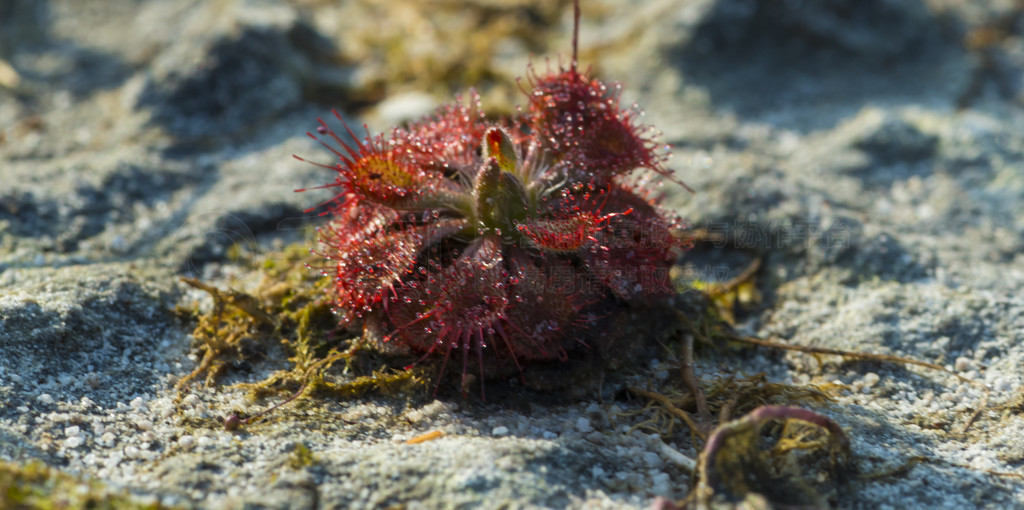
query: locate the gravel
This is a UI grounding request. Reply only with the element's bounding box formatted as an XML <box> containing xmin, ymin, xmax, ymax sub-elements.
<box><xmin>2</xmin><ymin>0</ymin><xmax>1023</xmax><ymax>508</ymax></box>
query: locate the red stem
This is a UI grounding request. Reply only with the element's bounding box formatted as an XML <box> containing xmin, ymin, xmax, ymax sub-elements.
<box><xmin>572</xmin><ymin>0</ymin><xmax>580</xmax><ymax>71</ymax></box>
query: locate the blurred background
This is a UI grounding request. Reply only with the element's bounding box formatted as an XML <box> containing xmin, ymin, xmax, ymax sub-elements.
<box><xmin>0</xmin><ymin>0</ymin><xmax>1021</xmax><ymax>277</ymax></box>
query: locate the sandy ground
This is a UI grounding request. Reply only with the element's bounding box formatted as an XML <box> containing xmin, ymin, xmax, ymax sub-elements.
<box><xmin>2</xmin><ymin>0</ymin><xmax>1024</xmax><ymax>508</ymax></box>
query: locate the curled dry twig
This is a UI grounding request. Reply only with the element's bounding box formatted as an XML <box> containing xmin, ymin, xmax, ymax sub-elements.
<box><xmin>697</xmin><ymin>406</ymin><xmax>849</xmax><ymax>510</ymax></box>
<box><xmin>652</xmin><ymin>405</ymin><xmax>851</xmax><ymax>510</ymax></box>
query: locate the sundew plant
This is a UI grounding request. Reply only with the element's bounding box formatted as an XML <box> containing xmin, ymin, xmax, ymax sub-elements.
<box><xmin>295</xmin><ymin>1</ymin><xmax>691</xmax><ymax>396</ymax></box>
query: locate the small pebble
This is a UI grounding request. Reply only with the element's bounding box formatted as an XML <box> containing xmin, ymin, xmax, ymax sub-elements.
<box><xmin>37</xmin><ymin>394</ymin><xmax>54</xmax><ymax>405</ymax></box>
<box><xmin>575</xmin><ymin>417</ymin><xmax>593</xmax><ymax>433</ymax></box>
<box><xmin>178</xmin><ymin>435</ymin><xmax>195</xmax><ymax>450</ymax></box>
<box><xmin>650</xmin><ymin>471</ymin><xmax>671</xmax><ymax>496</ymax></box>
<box><xmin>491</xmin><ymin>426</ymin><xmax>509</xmax><ymax>437</ymax></box>
<box><xmin>65</xmin><ymin>436</ymin><xmax>84</xmax><ymax>449</ymax></box>
<box><xmin>994</xmin><ymin>378</ymin><xmax>1013</xmax><ymax>392</ymax></box>
<box><xmin>955</xmin><ymin>357</ymin><xmax>971</xmax><ymax>372</ymax></box>
<box><xmin>863</xmin><ymin>372</ymin><xmax>880</xmax><ymax>388</ymax></box>
<box><xmin>642</xmin><ymin>451</ymin><xmax>662</xmax><ymax>468</ymax></box>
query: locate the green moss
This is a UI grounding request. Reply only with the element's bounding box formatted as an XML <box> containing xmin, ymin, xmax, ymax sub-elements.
<box><xmin>288</xmin><ymin>443</ymin><xmax>316</xmax><ymax>470</ymax></box>
<box><xmin>0</xmin><ymin>459</ymin><xmax>178</xmax><ymax>510</ymax></box>
<box><xmin>176</xmin><ymin>242</ymin><xmax>431</xmax><ymax>429</ymax></box>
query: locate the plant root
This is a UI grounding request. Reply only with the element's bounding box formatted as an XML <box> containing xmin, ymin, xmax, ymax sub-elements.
<box><xmin>721</xmin><ymin>333</ymin><xmax>990</xmax><ymax>435</ymax></box>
